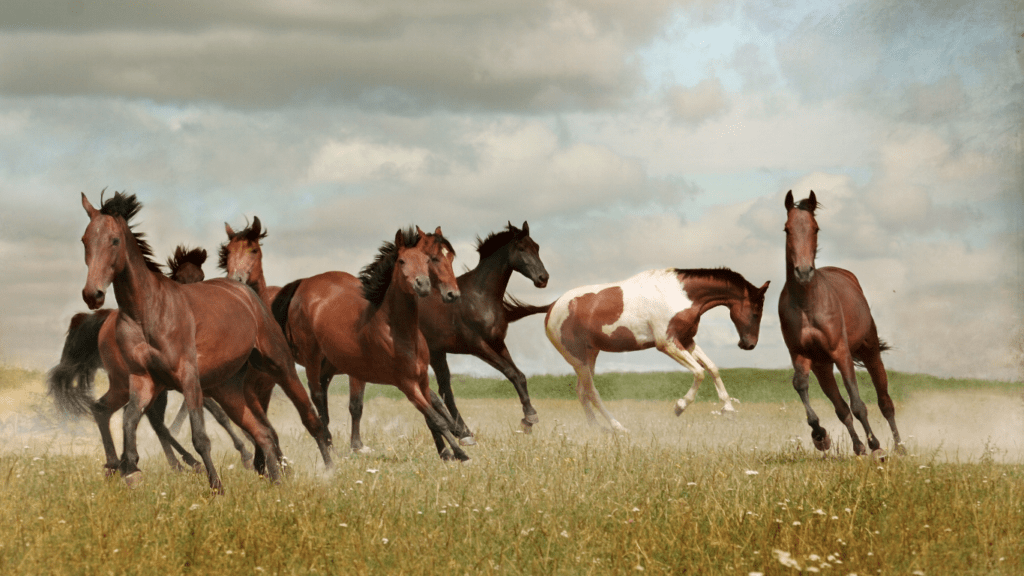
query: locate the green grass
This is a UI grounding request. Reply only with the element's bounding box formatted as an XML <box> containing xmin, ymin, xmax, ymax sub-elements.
<box><xmin>0</xmin><ymin>366</ymin><xmax>1021</xmax><ymax>574</ymax></box>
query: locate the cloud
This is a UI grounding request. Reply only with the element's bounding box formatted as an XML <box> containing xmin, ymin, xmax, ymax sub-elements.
<box><xmin>665</xmin><ymin>78</ymin><xmax>730</xmax><ymax>125</ymax></box>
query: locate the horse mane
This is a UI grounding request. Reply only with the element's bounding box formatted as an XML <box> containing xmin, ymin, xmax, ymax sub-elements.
<box><xmin>360</xmin><ymin>228</ymin><xmax>455</xmax><ymax>308</ymax></box>
<box><xmin>98</xmin><ymin>190</ymin><xmax>163</xmax><ymax>274</ymax></box>
<box><xmin>166</xmin><ymin>245</ymin><xmax>208</xmax><ymax>280</ymax></box>
<box><xmin>675</xmin><ymin>267</ymin><xmax>761</xmax><ymax>299</ymax></box>
<box><xmin>217</xmin><ymin>218</ymin><xmax>268</xmax><ymax>272</ymax></box>
<box><xmin>475</xmin><ymin>223</ymin><xmax>524</xmax><ymax>259</ymax></box>
<box><xmin>795</xmin><ymin>196</ymin><xmax>821</xmax><ymax>212</ymax></box>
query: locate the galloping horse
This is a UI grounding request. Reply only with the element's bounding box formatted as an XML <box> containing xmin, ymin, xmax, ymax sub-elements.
<box><xmin>545</xmin><ymin>268</ymin><xmax>769</xmax><ymax>432</ymax></box>
<box><xmin>70</xmin><ymin>191</ymin><xmax>331</xmax><ymax>490</ymax></box>
<box><xmin>271</xmin><ymin>228</ymin><xmax>470</xmax><ymax>460</ymax></box>
<box><xmin>778</xmin><ymin>190</ymin><xmax>902</xmax><ymax>457</ymax></box>
<box><xmin>49</xmin><ymin>245</ymin><xmax>255</xmax><ymax>471</ymax></box>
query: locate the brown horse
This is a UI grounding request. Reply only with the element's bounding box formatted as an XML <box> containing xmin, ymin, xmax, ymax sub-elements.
<box><xmin>69</xmin><ymin>191</ymin><xmax>331</xmax><ymax>491</ymax></box>
<box><xmin>271</xmin><ymin>228</ymin><xmax>470</xmax><ymax>460</ymax></box>
<box><xmin>779</xmin><ymin>190</ymin><xmax>902</xmax><ymax>457</ymax></box>
<box><xmin>48</xmin><ymin>246</ymin><xmax>255</xmax><ymax>471</ymax></box>
<box><xmin>545</xmin><ymin>268</ymin><xmax>769</xmax><ymax>432</ymax></box>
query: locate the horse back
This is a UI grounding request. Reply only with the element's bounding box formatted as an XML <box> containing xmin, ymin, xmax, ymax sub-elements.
<box><xmin>289</xmin><ymin>271</ymin><xmax>368</xmax><ymax>364</ymax></box>
<box><xmin>179</xmin><ymin>278</ymin><xmax>269</xmax><ymax>377</ymax></box>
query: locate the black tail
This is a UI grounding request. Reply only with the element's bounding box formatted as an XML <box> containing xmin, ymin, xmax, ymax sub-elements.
<box><xmin>271</xmin><ymin>279</ymin><xmax>303</xmax><ymax>336</ymax></box>
<box><xmin>502</xmin><ymin>294</ymin><xmax>552</xmax><ymax>323</ymax></box>
<box><xmin>47</xmin><ymin>310</ymin><xmax>111</xmax><ymax>417</ymax></box>
<box><xmin>853</xmin><ymin>338</ymin><xmax>892</xmax><ymax>368</ymax></box>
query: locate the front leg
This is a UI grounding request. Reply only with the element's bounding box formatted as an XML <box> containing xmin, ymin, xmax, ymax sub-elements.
<box><xmin>120</xmin><ymin>373</ymin><xmax>159</xmax><ymax>487</ymax></box>
<box><xmin>348</xmin><ymin>377</ymin><xmax>372</xmax><ymax>454</ymax></box>
<box><xmin>430</xmin><ymin>351</ymin><xmax>474</xmax><ymax>442</ymax></box>
<box><xmin>472</xmin><ymin>341</ymin><xmax>539</xmax><ymax>432</ymax></box>
<box><xmin>791</xmin><ymin>355</ymin><xmax>831</xmax><ymax>451</ymax></box>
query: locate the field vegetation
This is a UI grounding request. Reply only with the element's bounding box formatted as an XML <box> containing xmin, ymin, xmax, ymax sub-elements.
<box><xmin>0</xmin><ymin>365</ymin><xmax>1021</xmax><ymax>575</ymax></box>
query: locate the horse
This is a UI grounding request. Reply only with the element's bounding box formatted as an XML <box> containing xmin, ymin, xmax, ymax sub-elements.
<box><xmin>778</xmin><ymin>190</ymin><xmax>902</xmax><ymax>457</ymax></box>
<box><xmin>270</xmin><ymin>227</ymin><xmax>471</xmax><ymax>460</ymax></box>
<box><xmin>66</xmin><ymin>190</ymin><xmax>332</xmax><ymax>491</ymax></box>
<box><xmin>544</xmin><ymin>268</ymin><xmax>770</xmax><ymax>432</ymax></box>
<box><xmin>48</xmin><ymin>245</ymin><xmax>255</xmax><ymax>472</ymax></box>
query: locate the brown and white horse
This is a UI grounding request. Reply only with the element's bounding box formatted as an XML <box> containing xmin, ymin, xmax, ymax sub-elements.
<box><xmin>545</xmin><ymin>268</ymin><xmax>769</xmax><ymax>432</ymax></box>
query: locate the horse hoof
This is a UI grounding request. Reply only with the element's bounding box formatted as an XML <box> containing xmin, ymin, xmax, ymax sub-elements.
<box><xmin>440</xmin><ymin>448</ymin><xmax>455</xmax><ymax>461</ymax></box>
<box><xmin>871</xmin><ymin>449</ymin><xmax>887</xmax><ymax>462</ymax></box>
<box><xmin>459</xmin><ymin>436</ymin><xmax>476</xmax><ymax>447</ymax></box>
<box><xmin>895</xmin><ymin>443</ymin><xmax>908</xmax><ymax>456</ymax></box>
<box><xmin>523</xmin><ymin>412</ymin><xmax>540</xmax><ymax>425</ymax></box>
<box><xmin>813</xmin><ymin>434</ymin><xmax>832</xmax><ymax>451</ymax></box>
<box><xmin>674</xmin><ymin>399</ymin><xmax>687</xmax><ymax>416</ymax></box>
<box><xmin>242</xmin><ymin>458</ymin><xmax>255</xmax><ymax>471</ymax></box>
<box><xmin>353</xmin><ymin>446</ymin><xmax>374</xmax><ymax>455</ymax></box>
<box><xmin>520</xmin><ymin>419</ymin><xmax>534</xmax><ymax>434</ymax></box>
<box><xmin>123</xmin><ymin>471</ymin><xmax>144</xmax><ymax>490</ymax></box>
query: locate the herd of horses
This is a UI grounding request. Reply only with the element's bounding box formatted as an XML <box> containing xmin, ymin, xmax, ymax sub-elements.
<box><xmin>47</xmin><ymin>189</ymin><xmax>902</xmax><ymax>492</ymax></box>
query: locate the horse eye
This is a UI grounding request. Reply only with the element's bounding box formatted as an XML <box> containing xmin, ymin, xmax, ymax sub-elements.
<box><xmin>111</xmin><ymin>238</ymin><xmax>120</xmax><ymax>246</ymax></box>
<box><xmin>398</xmin><ymin>259</ymin><xmax>406</xmax><ymax>266</ymax></box>
<box><xmin>431</xmin><ymin>257</ymin><xmax>440</xmax><ymax>263</ymax></box>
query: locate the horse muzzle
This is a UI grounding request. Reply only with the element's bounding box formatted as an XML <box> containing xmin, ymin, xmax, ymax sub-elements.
<box><xmin>83</xmin><ymin>288</ymin><xmax>105</xmax><ymax>310</ymax></box>
<box><xmin>533</xmin><ymin>272</ymin><xmax>549</xmax><ymax>288</ymax></box>
<box><xmin>794</xmin><ymin>266</ymin><xmax>815</xmax><ymax>285</ymax></box>
<box><xmin>440</xmin><ymin>287</ymin><xmax>461</xmax><ymax>304</ymax></box>
<box><xmin>738</xmin><ymin>339</ymin><xmax>757</xmax><ymax>351</ymax></box>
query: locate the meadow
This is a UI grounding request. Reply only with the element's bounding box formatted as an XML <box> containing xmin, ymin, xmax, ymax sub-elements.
<box><xmin>0</xmin><ymin>365</ymin><xmax>1021</xmax><ymax>575</ymax></box>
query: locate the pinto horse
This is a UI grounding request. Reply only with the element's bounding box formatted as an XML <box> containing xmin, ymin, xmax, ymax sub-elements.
<box><xmin>48</xmin><ymin>246</ymin><xmax>255</xmax><ymax>471</ymax></box>
<box><xmin>545</xmin><ymin>268</ymin><xmax>769</xmax><ymax>432</ymax></box>
<box><xmin>70</xmin><ymin>191</ymin><xmax>331</xmax><ymax>490</ymax></box>
<box><xmin>779</xmin><ymin>190</ymin><xmax>902</xmax><ymax>457</ymax></box>
<box><xmin>271</xmin><ymin>228</ymin><xmax>470</xmax><ymax>460</ymax></box>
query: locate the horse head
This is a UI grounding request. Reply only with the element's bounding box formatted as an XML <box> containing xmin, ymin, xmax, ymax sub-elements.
<box><xmin>507</xmin><ymin>221</ymin><xmax>549</xmax><ymax>288</ymax></box>
<box><xmin>784</xmin><ymin>190</ymin><xmax>820</xmax><ymax>285</ymax></box>
<box><xmin>220</xmin><ymin>216</ymin><xmax>267</xmax><ymax>287</ymax></box>
<box><xmin>418</xmin><ymin>226</ymin><xmax>461</xmax><ymax>303</ymax></box>
<box><xmin>394</xmin><ymin>228</ymin><xmax>434</xmax><ymax>298</ymax></box>
<box><xmin>731</xmin><ymin>280</ymin><xmax>770</xmax><ymax>350</ymax></box>
<box><xmin>80</xmin><ymin>191</ymin><xmax>144</xmax><ymax>309</ymax></box>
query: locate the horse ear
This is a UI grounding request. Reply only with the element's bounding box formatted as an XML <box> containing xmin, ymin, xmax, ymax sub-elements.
<box><xmin>808</xmin><ymin>190</ymin><xmax>816</xmax><ymax>211</ymax></box>
<box><xmin>759</xmin><ymin>280</ymin><xmax>770</xmax><ymax>295</ymax></box>
<box><xmin>522</xmin><ymin>221</ymin><xmax>530</xmax><ymax>234</ymax></box>
<box><xmin>784</xmin><ymin>190</ymin><xmax>794</xmax><ymax>210</ymax></box>
<box><xmin>250</xmin><ymin>216</ymin><xmax>262</xmax><ymax>239</ymax></box>
<box><xmin>434</xmin><ymin>226</ymin><xmax>444</xmax><ymax>236</ymax></box>
<box><xmin>395</xmin><ymin>229</ymin><xmax>406</xmax><ymax>248</ymax></box>
<box><xmin>225</xmin><ymin>222</ymin><xmax>235</xmax><ymax>237</ymax></box>
<box><xmin>81</xmin><ymin>192</ymin><xmax>99</xmax><ymax>218</ymax></box>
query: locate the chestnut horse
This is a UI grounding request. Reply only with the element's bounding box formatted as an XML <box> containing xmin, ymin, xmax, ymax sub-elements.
<box><xmin>70</xmin><ymin>191</ymin><xmax>331</xmax><ymax>490</ymax></box>
<box><xmin>48</xmin><ymin>246</ymin><xmax>255</xmax><ymax>471</ymax></box>
<box><xmin>271</xmin><ymin>228</ymin><xmax>470</xmax><ymax>460</ymax></box>
<box><xmin>779</xmin><ymin>190</ymin><xmax>902</xmax><ymax>457</ymax></box>
<box><xmin>545</xmin><ymin>268</ymin><xmax>769</xmax><ymax>432</ymax></box>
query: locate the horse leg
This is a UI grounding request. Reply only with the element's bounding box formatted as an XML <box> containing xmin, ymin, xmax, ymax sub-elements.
<box><xmin>203</xmin><ymin>397</ymin><xmax>255</xmax><ymax>470</ymax></box>
<box><xmin>119</xmin><ymin>374</ymin><xmax>159</xmax><ymax>488</ymax></box>
<box><xmin>430</xmin><ymin>351</ymin><xmax>475</xmax><ymax>443</ymax></box>
<box><xmin>144</xmin><ymin>389</ymin><xmax>201</xmax><ymax>472</ymax></box>
<box><xmin>168</xmin><ymin>397</ymin><xmax>189</xmax><ymax>434</ymax></box>
<box><xmin>834</xmin><ymin>354</ymin><xmax>881</xmax><ymax>455</ymax></box>
<box><xmin>475</xmin><ymin>341</ymin><xmax>539</xmax><ymax>433</ymax></box>
<box><xmin>810</xmin><ymin>361</ymin><xmax>864</xmax><ymax>455</ymax></box>
<box><xmin>303</xmin><ymin>357</ymin><xmax>329</xmax><ymax>428</ymax></box>
<box><xmin>173</xmin><ymin>363</ymin><xmax>223</xmax><ymax>493</ymax></box>
<box><xmin>791</xmin><ymin>356</ymin><xmax>831</xmax><ymax>451</ymax></box>
<box><xmin>91</xmin><ymin>389</ymin><xmax>129</xmax><ymax>476</ymax></box>
<box><xmin>860</xmin><ymin>346</ymin><xmax>903</xmax><ymax>453</ymax></box>
<box><xmin>403</xmin><ymin>378</ymin><xmax>470</xmax><ymax>462</ymax></box>
<box><xmin>245</xmin><ymin>370</ymin><xmax>280</xmax><ymax>476</ymax></box>
<box><xmin>348</xmin><ymin>377</ymin><xmax>372</xmax><ymax>454</ymax></box>
<box><xmin>580</xmin><ymin>352</ymin><xmax>627</xmax><ymax>433</ymax></box>
<box><xmin>208</xmin><ymin>381</ymin><xmax>284</xmax><ymax>483</ymax></box>
<box><xmin>660</xmin><ymin>341</ymin><xmax>707</xmax><ymax>416</ymax></box>
<box><xmin>691</xmin><ymin>344</ymin><xmax>737</xmax><ymax>412</ymax></box>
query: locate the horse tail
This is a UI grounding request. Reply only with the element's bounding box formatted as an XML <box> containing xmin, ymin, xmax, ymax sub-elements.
<box><xmin>271</xmin><ymin>278</ymin><xmax>303</xmax><ymax>335</ymax></box>
<box><xmin>503</xmin><ymin>294</ymin><xmax>552</xmax><ymax>323</ymax></box>
<box><xmin>853</xmin><ymin>338</ymin><xmax>892</xmax><ymax>368</ymax></box>
<box><xmin>47</xmin><ymin>310</ymin><xmax>110</xmax><ymax>417</ymax></box>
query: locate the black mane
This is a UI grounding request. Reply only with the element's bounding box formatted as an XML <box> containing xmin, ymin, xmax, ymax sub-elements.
<box><xmin>218</xmin><ymin>218</ymin><xmax>268</xmax><ymax>272</ymax></box>
<box><xmin>98</xmin><ymin>190</ymin><xmax>163</xmax><ymax>274</ymax></box>
<box><xmin>166</xmin><ymin>245</ymin><xmax>208</xmax><ymax>280</ymax></box>
<box><xmin>675</xmin><ymin>267</ymin><xmax>759</xmax><ymax>297</ymax></box>
<box><xmin>359</xmin><ymin>228</ymin><xmax>454</xmax><ymax>308</ymax></box>
<box><xmin>796</xmin><ymin>198</ymin><xmax>821</xmax><ymax>212</ymax></box>
<box><xmin>475</xmin><ymin>223</ymin><xmax>524</xmax><ymax>259</ymax></box>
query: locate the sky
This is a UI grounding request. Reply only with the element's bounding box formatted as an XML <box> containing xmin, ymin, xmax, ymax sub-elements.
<box><xmin>1</xmin><ymin>0</ymin><xmax>1022</xmax><ymax>383</ymax></box>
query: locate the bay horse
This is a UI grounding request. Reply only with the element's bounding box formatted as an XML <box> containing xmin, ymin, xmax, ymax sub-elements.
<box><xmin>544</xmin><ymin>268</ymin><xmax>769</xmax><ymax>432</ymax></box>
<box><xmin>70</xmin><ymin>191</ymin><xmax>331</xmax><ymax>491</ymax></box>
<box><xmin>779</xmin><ymin>190</ymin><xmax>902</xmax><ymax>457</ymax></box>
<box><xmin>48</xmin><ymin>245</ymin><xmax>255</xmax><ymax>471</ymax></box>
<box><xmin>270</xmin><ymin>228</ymin><xmax>471</xmax><ymax>460</ymax></box>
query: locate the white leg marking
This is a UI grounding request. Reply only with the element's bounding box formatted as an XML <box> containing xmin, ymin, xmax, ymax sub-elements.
<box><xmin>692</xmin><ymin>345</ymin><xmax>736</xmax><ymax>412</ymax></box>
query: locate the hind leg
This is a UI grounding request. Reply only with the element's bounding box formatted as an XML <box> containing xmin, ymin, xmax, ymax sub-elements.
<box><xmin>859</xmin><ymin>347</ymin><xmax>903</xmax><ymax>453</ymax></box>
<box><xmin>144</xmin><ymin>389</ymin><xmax>202</xmax><ymax>472</ymax></box>
<box><xmin>834</xmin><ymin>354</ymin><xmax>881</xmax><ymax>454</ymax></box>
<box><xmin>207</xmin><ymin>379</ymin><xmax>284</xmax><ymax>483</ymax></box>
<box><xmin>473</xmin><ymin>342</ymin><xmax>540</xmax><ymax>434</ymax></box>
<box><xmin>203</xmin><ymin>397</ymin><xmax>255</xmax><ymax>470</ymax></box>
<box><xmin>120</xmin><ymin>373</ymin><xmax>160</xmax><ymax>487</ymax></box>
<box><xmin>810</xmin><ymin>361</ymin><xmax>865</xmax><ymax>455</ymax></box>
<box><xmin>578</xmin><ymin>352</ymin><xmax>627</xmax><ymax>433</ymax></box>
<box><xmin>348</xmin><ymin>377</ymin><xmax>372</xmax><ymax>454</ymax></box>
<box><xmin>791</xmin><ymin>355</ymin><xmax>831</xmax><ymax>451</ymax></box>
<box><xmin>403</xmin><ymin>377</ymin><xmax>470</xmax><ymax>462</ymax></box>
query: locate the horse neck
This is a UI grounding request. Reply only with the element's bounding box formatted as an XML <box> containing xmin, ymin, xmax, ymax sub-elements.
<box><xmin>682</xmin><ymin>277</ymin><xmax>746</xmax><ymax>316</ymax></box>
<box><xmin>249</xmin><ymin>267</ymin><xmax>271</xmax><ymax>302</ymax></box>
<box><xmin>378</xmin><ymin>277</ymin><xmax>423</xmax><ymax>345</ymax></box>
<box><xmin>465</xmin><ymin>244</ymin><xmax>514</xmax><ymax>299</ymax></box>
<box><xmin>111</xmin><ymin>230</ymin><xmax>163</xmax><ymax>323</ymax></box>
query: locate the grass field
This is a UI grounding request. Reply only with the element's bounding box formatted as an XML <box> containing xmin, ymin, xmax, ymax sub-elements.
<box><xmin>0</xmin><ymin>365</ymin><xmax>1021</xmax><ymax>575</ymax></box>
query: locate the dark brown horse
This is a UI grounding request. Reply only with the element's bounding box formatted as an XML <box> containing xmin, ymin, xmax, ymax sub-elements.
<box><xmin>545</xmin><ymin>268</ymin><xmax>769</xmax><ymax>432</ymax></box>
<box><xmin>66</xmin><ymin>191</ymin><xmax>331</xmax><ymax>491</ymax></box>
<box><xmin>48</xmin><ymin>246</ymin><xmax>255</xmax><ymax>471</ymax></box>
<box><xmin>779</xmin><ymin>190</ymin><xmax>902</xmax><ymax>457</ymax></box>
<box><xmin>271</xmin><ymin>228</ymin><xmax>470</xmax><ymax>460</ymax></box>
